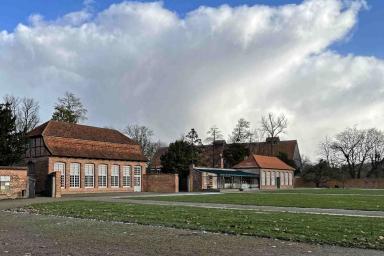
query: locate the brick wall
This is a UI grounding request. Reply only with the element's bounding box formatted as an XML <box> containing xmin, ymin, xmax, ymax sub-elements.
<box><xmin>48</xmin><ymin>157</ymin><xmax>147</xmax><ymax>197</ymax></box>
<box><xmin>143</xmin><ymin>174</ymin><xmax>179</xmax><ymax>193</ymax></box>
<box><xmin>0</xmin><ymin>167</ymin><xmax>28</xmax><ymax>199</ymax></box>
<box><xmin>295</xmin><ymin>177</ymin><xmax>384</xmax><ymax>189</ymax></box>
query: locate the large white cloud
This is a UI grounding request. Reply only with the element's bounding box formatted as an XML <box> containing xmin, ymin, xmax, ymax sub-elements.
<box><xmin>1</xmin><ymin>0</ymin><xmax>383</xmax><ymax>159</ymax></box>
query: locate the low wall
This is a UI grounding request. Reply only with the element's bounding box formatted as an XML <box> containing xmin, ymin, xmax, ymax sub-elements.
<box><xmin>143</xmin><ymin>174</ymin><xmax>179</xmax><ymax>193</ymax></box>
<box><xmin>0</xmin><ymin>166</ymin><xmax>28</xmax><ymax>199</ymax></box>
<box><xmin>295</xmin><ymin>177</ymin><xmax>384</xmax><ymax>189</ymax></box>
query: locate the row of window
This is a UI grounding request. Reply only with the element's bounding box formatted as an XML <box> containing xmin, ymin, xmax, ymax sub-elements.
<box><xmin>260</xmin><ymin>171</ymin><xmax>292</xmax><ymax>186</ymax></box>
<box><xmin>54</xmin><ymin>163</ymin><xmax>142</xmax><ymax>189</ymax></box>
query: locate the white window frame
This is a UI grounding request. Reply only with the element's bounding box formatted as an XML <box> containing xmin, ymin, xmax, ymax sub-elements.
<box><xmin>0</xmin><ymin>176</ymin><xmax>11</xmax><ymax>192</ymax></box>
<box><xmin>271</xmin><ymin>171</ymin><xmax>276</xmax><ymax>186</ymax></box>
<box><xmin>54</xmin><ymin>162</ymin><xmax>66</xmax><ymax>188</ymax></box>
<box><xmin>84</xmin><ymin>164</ymin><xmax>94</xmax><ymax>188</ymax></box>
<box><xmin>134</xmin><ymin>165</ymin><xmax>142</xmax><ymax>187</ymax></box>
<box><xmin>98</xmin><ymin>164</ymin><xmax>108</xmax><ymax>188</ymax></box>
<box><xmin>285</xmin><ymin>172</ymin><xmax>289</xmax><ymax>186</ymax></box>
<box><xmin>288</xmin><ymin>172</ymin><xmax>293</xmax><ymax>186</ymax></box>
<box><xmin>111</xmin><ymin>165</ymin><xmax>120</xmax><ymax>187</ymax></box>
<box><xmin>266</xmin><ymin>171</ymin><xmax>271</xmax><ymax>186</ymax></box>
<box><xmin>261</xmin><ymin>171</ymin><xmax>265</xmax><ymax>186</ymax></box>
<box><xmin>123</xmin><ymin>166</ymin><xmax>131</xmax><ymax>187</ymax></box>
<box><xmin>70</xmin><ymin>163</ymin><xmax>80</xmax><ymax>188</ymax></box>
<box><xmin>280</xmin><ymin>171</ymin><xmax>285</xmax><ymax>185</ymax></box>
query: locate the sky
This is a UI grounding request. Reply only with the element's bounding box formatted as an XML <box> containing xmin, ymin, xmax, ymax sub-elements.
<box><xmin>0</xmin><ymin>0</ymin><xmax>383</xmax><ymax>160</ymax></box>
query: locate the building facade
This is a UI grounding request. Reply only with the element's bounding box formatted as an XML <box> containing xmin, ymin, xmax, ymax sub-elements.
<box><xmin>189</xmin><ymin>154</ymin><xmax>295</xmax><ymax>191</ymax></box>
<box><xmin>151</xmin><ymin>138</ymin><xmax>302</xmax><ymax>172</ymax></box>
<box><xmin>26</xmin><ymin>120</ymin><xmax>147</xmax><ymax>197</ymax></box>
<box><xmin>0</xmin><ymin>166</ymin><xmax>28</xmax><ymax>199</ymax></box>
<box><xmin>233</xmin><ymin>155</ymin><xmax>295</xmax><ymax>190</ymax></box>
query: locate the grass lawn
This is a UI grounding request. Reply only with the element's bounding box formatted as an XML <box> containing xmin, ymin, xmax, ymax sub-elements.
<box><xmin>128</xmin><ymin>192</ymin><xmax>384</xmax><ymax>211</ymax></box>
<box><xmin>28</xmin><ymin>200</ymin><xmax>384</xmax><ymax>250</ymax></box>
<box><xmin>267</xmin><ymin>188</ymin><xmax>384</xmax><ymax>195</ymax></box>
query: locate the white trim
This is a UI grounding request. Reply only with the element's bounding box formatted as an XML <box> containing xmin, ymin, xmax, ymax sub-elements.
<box><xmin>84</xmin><ymin>164</ymin><xmax>94</xmax><ymax>188</ymax></box>
<box><xmin>111</xmin><ymin>165</ymin><xmax>120</xmax><ymax>187</ymax></box>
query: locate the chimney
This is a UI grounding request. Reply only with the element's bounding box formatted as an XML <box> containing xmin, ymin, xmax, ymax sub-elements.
<box><xmin>220</xmin><ymin>154</ymin><xmax>224</xmax><ymax>169</ymax></box>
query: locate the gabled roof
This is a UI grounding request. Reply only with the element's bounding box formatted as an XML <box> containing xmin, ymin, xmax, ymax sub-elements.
<box><xmin>233</xmin><ymin>155</ymin><xmax>295</xmax><ymax>171</ymax></box>
<box><xmin>27</xmin><ymin>120</ymin><xmax>147</xmax><ymax>162</ymax></box>
<box><xmin>28</xmin><ymin>120</ymin><xmax>137</xmax><ymax>145</ymax></box>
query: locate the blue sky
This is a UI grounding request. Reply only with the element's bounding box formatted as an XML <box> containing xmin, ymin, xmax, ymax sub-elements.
<box><xmin>0</xmin><ymin>0</ymin><xmax>383</xmax><ymax>58</ymax></box>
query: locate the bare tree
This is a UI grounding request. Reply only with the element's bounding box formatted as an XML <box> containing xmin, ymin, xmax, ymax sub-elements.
<box><xmin>318</xmin><ymin>136</ymin><xmax>339</xmax><ymax>168</ymax></box>
<box><xmin>366</xmin><ymin>128</ymin><xmax>384</xmax><ymax>177</ymax></box>
<box><xmin>249</xmin><ymin>128</ymin><xmax>266</xmax><ymax>143</ymax></box>
<box><xmin>230</xmin><ymin>118</ymin><xmax>251</xmax><ymax>143</ymax></box>
<box><xmin>261</xmin><ymin>113</ymin><xmax>288</xmax><ymax>138</ymax></box>
<box><xmin>3</xmin><ymin>95</ymin><xmax>39</xmax><ymax>133</ymax></box>
<box><xmin>331</xmin><ymin>127</ymin><xmax>373</xmax><ymax>179</ymax></box>
<box><xmin>123</xmin><ymin>124</ymin><xmax>158</xmax><ymax>163</ymax></box>
<box><xmin>17</xmin><ymin>98</ymin><xmax>40</xmax><ymax>133</ymax></box>
<box><xmin>205</xmin><ymin>126</ymin><xmax>224</xmax><ymax>144</ymax></box>
<box><xmin>205</xmin><ymin>126</ymin><xmax>224</xmax><ymax>168</ymax></box>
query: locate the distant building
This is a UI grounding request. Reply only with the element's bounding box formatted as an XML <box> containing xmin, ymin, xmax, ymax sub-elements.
<box><xmin>189</xmin><ymin>154</ymin><xmax>295</xmax><ymax>191</ymax></box>
<box><xmin>151</xmin><ymin>137</ymin><xmax>301</xmax><ymax>172</ymax></box>
<box><xmin>26</xmin><ymin>120</ymin><xmax>147</xmax><ymax>197</ymax></box>
<box><xmin>0</xmin><ymin>166</ymin><xmax>28</xmax><ymax>199</ymax></box>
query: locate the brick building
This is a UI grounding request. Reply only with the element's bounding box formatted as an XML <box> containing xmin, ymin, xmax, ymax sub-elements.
<box><xmin>26</xmin><ymin>120</ymin><xmax>147</xmax><ymax>197</ymax></box>
<box><xmin>151</xmin><ymin>138</ymin><xmax>301</xmax><ymax>172</ymax></box>
<box><xmin>189</xmin><ymin>154</ymin><xmax>295</xmax><ymax>191</ymax></box>
<box><xmin>0</xmin><ymin>166</ymin><xmax>28</xmax><ymax>199</ymax></box>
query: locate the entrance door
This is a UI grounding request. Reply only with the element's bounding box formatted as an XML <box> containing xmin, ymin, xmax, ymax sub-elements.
<box><xmin>134</xmin><ymin>166</ymin><xmax>142</xmax><ymax>192</ymax></box>
<box><xmin>276</xmin><ymin>177</ymin><xmax>281</xmax><ymax>189</ymax></box>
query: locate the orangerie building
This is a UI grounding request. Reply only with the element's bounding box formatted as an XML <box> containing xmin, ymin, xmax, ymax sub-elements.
<box><xmin>25</xmin><ymin>120</ymin><xmax>147</xmax><ymax>197</ymax></box>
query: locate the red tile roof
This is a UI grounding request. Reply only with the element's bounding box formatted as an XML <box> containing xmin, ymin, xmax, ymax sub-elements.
<box><xmin>28</xmin><ymin>120</ymin><xmax>136</xmax><ymax>144</ymax></box>
<box><xmin>233</xmin><ymin>155</ymin><xmax>295</xmax><ymax>171</ymax></box>
<box><xmin>27</xmin><ymin>120</ymin><xmax>147</xmax><ymax>162</ymax></box>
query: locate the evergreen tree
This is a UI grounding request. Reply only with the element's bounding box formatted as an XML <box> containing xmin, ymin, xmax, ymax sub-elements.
<box><xmin>52</xmin><ymin>92</ymin><xmax>87</xmax><ymax>123</ymax></box>
<box><xmin>223</xmin><ymin>143</ymin><xmax>249</xmax><ymax>167</ymax></box>
<box><xmin>0</xmin><ymin>102</ymin><xmax>24</xmax><ymax>165</ymax></box>
<box><xmin>160</xmin><ymin>140</ymin><xmax>198</xmax><ymax>175</ymax></box>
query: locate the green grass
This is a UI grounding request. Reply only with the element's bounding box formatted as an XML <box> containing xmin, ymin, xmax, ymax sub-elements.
<box><xmin>29</xmin><ymin>200</ymin><xmax>384</xmax><ymax>250</ymax></box>
<box><xmin>129</xmin><ymin>192</ymin><xmax>384</xmax><ymax>211</ymax></box>
<box><xmin>266</xmin><ymin>188</ymin><xmax>384</xmax><ymax>195</ymax></box>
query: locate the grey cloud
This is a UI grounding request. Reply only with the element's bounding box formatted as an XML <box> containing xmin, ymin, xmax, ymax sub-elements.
<box><xmin>0</xmin><ymin>0</ymin><xmax>380</xmax><ymax>160</ymax></box>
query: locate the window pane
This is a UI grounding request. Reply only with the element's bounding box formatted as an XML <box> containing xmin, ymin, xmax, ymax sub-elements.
<box><xmin>70</xmin><ymin>163</ymin><xmax>80</xmax><ymax>188</ymax></box>
<box><xmin>98</xmin><ymin>165</ymin><xmax>107</xmax><ymax>187</ymax></box>
<box><xmin>111</xmin><ymin>165</ymin><xmax>119</xmax><ymax>187</ymax></box>
<box><xmin>123</xmin><ymin>166</ymin><xmax>131</xmax><ymax>187</ymax></box>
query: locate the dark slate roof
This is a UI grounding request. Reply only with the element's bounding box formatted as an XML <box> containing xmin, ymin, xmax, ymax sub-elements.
<box><xmin>194</xmin><ymin>167</ymin><xmax>258</xmax><ymax>177</ymax></box>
